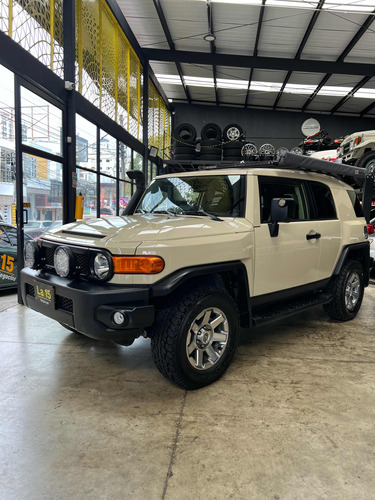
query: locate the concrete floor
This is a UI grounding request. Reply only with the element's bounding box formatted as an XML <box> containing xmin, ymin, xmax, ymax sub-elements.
<box><xmin>0</xmin><ymin>282</ymin><xmax>374</xmax><ymax>500</ymax></box>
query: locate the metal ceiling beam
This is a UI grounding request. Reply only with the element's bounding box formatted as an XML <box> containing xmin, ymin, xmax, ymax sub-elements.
<box><xmin>244</xmin><ymin>0</ymin><xmax>266</xmax><ymax>108</ymax></box>
<box><xmin>360</xmin><ymin>100</ymin><xmax>375</xmax><ymax>116</ymax></box>
<box><xmin>152</xmin><ymin>0</ymin><xmax>191</xmax><ymax>103</ymax></box>
<box><xmin>330</xmin><ymin>76</ymin><xmax>372</xmax><ymax>114</ymax></box>
<box><xmin>144</xmin><ymin>48</ymin><xmax>375</xmax><ymax>76</ymax></box>
<box><xmin>207</xmin><ymin>0</ymin><xmax>219</xmax><ymax>106</ymax></box>
<box><xmin>273</xmin><ymin>0</ymin><xmax>325</xmax><ymax>110</ymax></box>
<box><xmin>302</xmin><ymin>9</ymin><xmax>375</xmax><ymax>111</ymax></box>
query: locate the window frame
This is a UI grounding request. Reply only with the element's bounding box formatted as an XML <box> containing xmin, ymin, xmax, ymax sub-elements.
<box><xmin>258</xmin><ymin>176</ymin><xmax>311</xmax><ymax>224</ymax></box>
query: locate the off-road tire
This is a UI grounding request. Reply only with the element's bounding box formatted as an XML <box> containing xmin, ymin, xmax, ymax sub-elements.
<box><xmin>323</xmin><ymin>260</ymin><xmax>365</xmax><ymax>321</ymax></box>
<box><xmin>201</xmin><ymin>139</ymin><xmax>221</xmax><ymax>147</ymax></box>
<box><xmin>173</xmin><ymin>146</ymin><xmax>196</xmax><ymax>155</ymax></box>
<box><xmin>201</xmin><ymin>123</ymin><xmax>222</xmax><ymax>141</ymax></box>
<box><xmin>150</xmin><ymin>286</ymin><xmax>240</xmax><ymax>390</ymax></box>
<box><xmin>175</xmin><ymin>123</ymin><xmax>196</xmax><ymax>143</ymax></box>
<box><xmin>173</xmin><ymin>154</ymin><xmax>196</xmax><ymax>160</ymax></box>
<box><xmin>223</xmin><ymin>140</ymin><xmax>242</xmax><ymax>150</ymax></box>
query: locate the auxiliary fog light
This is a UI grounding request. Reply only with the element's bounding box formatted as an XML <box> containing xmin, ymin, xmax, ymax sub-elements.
<box><xmin>24</xmin><ymin>240</ymin><xmax>40</xmax><ymax>269</ymax></box>
<box><xmin>54</xmin><ymin>246</ymin><xmax>73</xmax><ymax>278</ymax></box>
<box><xmin>113</xmin><ymin>311</ymin><xmax>126</xmax><ymax>326</ymax></box>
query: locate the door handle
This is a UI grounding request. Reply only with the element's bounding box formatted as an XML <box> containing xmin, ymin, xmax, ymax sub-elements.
<box><xmin>23</xmin><ymin>208</ymin><xmax>29</xmax><ymax>224</ymax></box>
<box><xmin>306</xmin><ymin>232</ymin><xmax>321</xmax><ymax>240</ymax></box>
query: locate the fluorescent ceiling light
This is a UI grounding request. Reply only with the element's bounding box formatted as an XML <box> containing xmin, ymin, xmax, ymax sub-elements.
<box><xmin>201</xmin><ymin>0</ymin><xmax>262</xmax><ymax>4</ymax></box>
<box><xmin>250</xmin><ymin>81</ymin><xmax>283</xmax><ymax>92</ymax></box>
<box><xmin>322</xmin><ymin>0</ymin><xmax>375</xmax><ymax>11</ymax></box>
<box><xmin>266</xmin><ymin>0</ymin><xmax>317</xmax><ymax>8</ymax></box>
<box><xmin>284</xmin><ymin>83</ymin><xmax>317</xmax><ymax>94</ymax></box>
<box><xmin>353</xmin><ymin>88</ymin><xmax>375</xmax><ymax>98</ymax></box>
<box><xmin>156</xmin><ymin>74</ymin><xmax>375</xmax><ymax>97</ymax></box>
<box><xmin>318</xmin><ymin>86</ymin><xmax>353</xmax><ymax>96</ymax></box>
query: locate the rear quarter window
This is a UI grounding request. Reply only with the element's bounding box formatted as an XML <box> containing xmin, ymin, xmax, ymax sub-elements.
<box><xmin>309</xmin><ymin>182</ymin><xmax>337</xmax><ymax>220</ymax></box>
<box><xmin>347</xmin><ymin>190</ymin><xmax>364</xmax><ymax>218</ymax></box>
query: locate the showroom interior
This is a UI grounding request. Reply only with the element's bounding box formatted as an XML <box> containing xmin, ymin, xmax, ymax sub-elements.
<box><xmin>0</xmin><ymin>0</ymin><xmax>375</xmax><ymax>498</ymax></box>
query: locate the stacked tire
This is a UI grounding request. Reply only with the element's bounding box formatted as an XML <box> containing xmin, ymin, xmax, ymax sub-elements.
<box><xmin>199</xmin><ymin>123</ymin><xmax>222</xmax><ymax>162</ymax></box>
<box><xmin>222</xmin><ymin>123</ymin><xmax>243</xmax><ymax>162</ymax></box>
<box><xmin>173</xmin><ymin>123</ymin><xmax>196</xmax><ymax>160</ymax></box>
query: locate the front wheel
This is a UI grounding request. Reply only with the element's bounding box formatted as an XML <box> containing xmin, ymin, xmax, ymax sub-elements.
<box><xmin>323</xmin><ymin>260</ymin><xmax>365</xmax><ymax>321</ymax></box>
<box><xmin>150</xmin><ymin>286</ymin><xmax>240</xmax><ymax>389</ymax></box>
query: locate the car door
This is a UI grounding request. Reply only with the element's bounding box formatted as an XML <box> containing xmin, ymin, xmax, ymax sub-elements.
<box><xmin>254</xmin><ymin>176</ymin><xmax>321</xmax><ymax>296</ymax></box>
<box><xmin>0</xmin><ymin>225</ymin><xmax>17</xmax><ymax>288</ymax></box>
<box><xmin>308</xmin><ymin>181</ymin><xmax>341</xmax><ymax>281</ymax></box>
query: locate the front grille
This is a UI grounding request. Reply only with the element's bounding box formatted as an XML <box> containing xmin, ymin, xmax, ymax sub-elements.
<box><xmin>56</xmin><ymin>295</ymin><xmax>73</xmax><ymax>313</ymax></box>
<box><xmin>26</xmin><ymin>282</ymin><xmax>73</xmax><ymax>313</ymax></box>
<box><xmin>343</xmin><ymin>143</ymin><xmax>351</xmax><ymax>155</ymax></box>
<box><xmin>42</xmin><ymin>242</ymin><xmax>90</xmax><ymax>276</ymax></box>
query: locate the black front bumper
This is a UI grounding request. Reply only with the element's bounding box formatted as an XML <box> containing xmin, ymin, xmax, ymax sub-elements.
<box><xmin>21</xmin><ymin>268</ymin><xmax>155</xmax><ymax>344</ymax></box>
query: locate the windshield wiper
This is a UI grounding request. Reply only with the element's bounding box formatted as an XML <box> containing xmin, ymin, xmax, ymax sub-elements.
<box><xmin>183</xmin><ymin>209</ymin><xmax>223</xmax><ymax>222</ymax></box>
<box><xmin>151</xmin><ymin>209</ymin><xmax>177</xmax><ymax>217</ymax></box>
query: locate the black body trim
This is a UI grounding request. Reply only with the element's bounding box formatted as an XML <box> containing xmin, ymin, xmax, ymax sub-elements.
<box><xmin>21</xmin><ymin>268</ymin><xmax>154</xmax><ymax>344</ymax></box>
<box><xmin>333</xmin><ymin>241</ymin><xmax>370</xmax><ymax>286</ymax></box>
<box><xmin>150</xmin><ymin>261</ymin><xmax>249</xmax><ymax>297</ymax></box>
<box><xmin>250</xmin><ymin>279</ymin><xmax>330</xmax><ymax>307</ymax></box>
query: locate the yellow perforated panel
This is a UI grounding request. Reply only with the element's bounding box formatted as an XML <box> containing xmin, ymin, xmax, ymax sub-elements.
<box><xmin>0</xmin><ymin>0</ymin><xmax>64</xmax><ymax>77</ymax></box>
<box><xmin>76</xmin><ymin>0</ymin><xmax>143</xmax><ymax>141</ymax></box>
<box><xmin>148</xmin><ymin>79</ymin><xmax>171</xmax><ymax>158</ymax></box>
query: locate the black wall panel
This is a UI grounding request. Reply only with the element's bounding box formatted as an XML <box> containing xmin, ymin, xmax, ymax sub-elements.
<box><xmin>174</xmin><ymin>103</ymin><xmax>375</xmax><ymax>150</ymax></box>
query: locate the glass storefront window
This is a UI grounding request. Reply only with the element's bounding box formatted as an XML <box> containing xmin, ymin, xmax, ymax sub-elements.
<box><xmin>100</xmin><ymin>131</ymin><xmax>117</xmax><ymax>176</ymax></box>
<box><xmin>100</xmin><ymin>175</ymin><xmax>116</xmax><ymax>217</ymax></box>
<box><xmin>21</xmin><ymin>86</ymin><xmax>63</xmax><ymax>157</ymax></box>
<box><xmin>119</xmin><ymin>142</ymin><xmax>132</xmax><ymax>179</ymax></box>
<box><xmin>0</xmin><ymin>64</ymin><xmax>16</xmax><ymax>225</ymax></box>
<box><xmin>76</xmin><ymin>115</ymin><xmax>97</xmax><ymax>170</ymax></box>
<box><xmin>77</xmin><ymin>167</ymin><xmax>97</xmax><ymax>220</ymax></box>
<box><xmin>119</xmin><ymin>181</ymin><xmax>132</xmax><ymax>212</ymax></box>
<box><xmin>22</xmin><ymin>154</ymin><xmax>63</xmax><ymax>235</ymax></box>
<box><xmin>133</xmin><ymin>152</ymin><xmax>143</xmax><ymax>171</ymax></box>
<box><xmin>152</xmin><ymin>165</ymin><xmax>158</xmax><ymax>179</ymax></box>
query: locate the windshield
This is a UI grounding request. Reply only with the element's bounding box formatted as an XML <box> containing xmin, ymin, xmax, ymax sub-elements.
<box><xmin>136</xmin><ymin>175</ymin><xmax>246</xmax><ymax>218</ymax></box>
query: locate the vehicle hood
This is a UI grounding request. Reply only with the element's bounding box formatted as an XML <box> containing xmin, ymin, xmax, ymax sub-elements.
<box><xmin>341</xmin><ymin>130</ymin><xmax>375</xmax><ymax>144</ymax></box>
<box><xmin>42</xmin><ymin>214</ymin><xmax>250</xmax><ymax>248</ymax></box>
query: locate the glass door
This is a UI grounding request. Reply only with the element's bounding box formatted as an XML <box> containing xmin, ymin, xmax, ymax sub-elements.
<box><xmin>0</xmin><ymin>64</ymin><xmax>17</xmax><ymax>289</ymax></box>
<box><xmin>15</xmin><ymin>78</ymin><xmax>65</xmax><ymax>301</ymax></box>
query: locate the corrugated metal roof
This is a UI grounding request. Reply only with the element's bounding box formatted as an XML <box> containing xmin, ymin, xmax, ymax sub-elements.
<box><xmin>115</xmin><ymin>0</ymin><xmax>375</xmax><ymax>115</ymax></box>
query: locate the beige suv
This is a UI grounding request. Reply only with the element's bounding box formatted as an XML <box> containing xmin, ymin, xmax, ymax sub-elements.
<box><xmin>21</xmin><ymin>159</ymin><xmax>371</xmax><ymax>389</ymax></box>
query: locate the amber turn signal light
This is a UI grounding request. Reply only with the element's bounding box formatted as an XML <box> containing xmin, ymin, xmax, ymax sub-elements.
<box><xmin>112</xmin><ymin>255</ymin><xmax>165</xmax><ymax>274</ymax></box>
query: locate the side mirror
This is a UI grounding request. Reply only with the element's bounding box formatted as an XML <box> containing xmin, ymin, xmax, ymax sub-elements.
<box><xmin>268</xmin><ymin>197</ymin><xmax>296</xmax><ymax>237</ymax></box>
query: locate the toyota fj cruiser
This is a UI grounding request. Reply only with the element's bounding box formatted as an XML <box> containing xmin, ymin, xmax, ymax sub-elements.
<box><xmin>21</xmin><ymin>153</ymin><xmax>373</xmax><ymax>389</ymax></box>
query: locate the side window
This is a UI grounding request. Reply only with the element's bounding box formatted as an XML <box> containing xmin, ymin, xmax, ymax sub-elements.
<box><xmin>4</xmin><ymin>226</ymin><xmax>18</xmax><ymax>246</ymax></box>
<box><xmin>259</xmin><ymin>177</ymin><xmax>310</xmax><ymax>223</ymax></box>
<box><xmin>309</xmin><ymin>182</ymin><xmax>337</xmax><ymax>220</ymax></box>
<box><xmin>347</xmin><ymin>190</ymin><xmax>364</xmax><ymax>218</ymax></box>
<box><xmin>0</xmin><ymin>227</ymin><xmax>11</xmax><ymax>247</ymax></box>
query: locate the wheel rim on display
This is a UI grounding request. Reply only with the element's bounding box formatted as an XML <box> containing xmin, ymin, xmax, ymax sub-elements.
<box><xmin>241</xmin><ymin>143</ymin><xmax>258</xmax><ymax>157</ymax></box>
<box><xmin>227</xmin><ymin>127</ymin><xmax>240</xmax><ymax>141</ymax></box>
<box><xmin>185</xmin><ymin>307</ymin><xmax>229</xmax><ymax>371</ymax></box>
<box><xmin>344</xmin><ymin>271</ymin><xmax>361</xmax><ymax>311</ymax></box>
<box><xmin>290</xmin><ymin>147</ymin><xmax>303</xmax><ymax>155</ymax></box>
<box><xmin>259</xmin><ymin>143</ymin><xmax>275</xmax><ymax>157</ymax></box>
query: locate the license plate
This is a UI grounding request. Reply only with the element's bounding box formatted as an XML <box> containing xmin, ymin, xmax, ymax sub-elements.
<box><xmin>34</xmin><ymin>281</ymin><xmax>55</xmax><ymax>308</ymax></box>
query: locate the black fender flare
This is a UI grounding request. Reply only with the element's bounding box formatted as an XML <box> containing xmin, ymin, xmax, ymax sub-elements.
<box><xmin>150</xmin><ymin>261</ymin><xmax>251</xmax><ymax>327</ymax></box>
<box><xmin>333</xmin><ymin>242</ymin><xmax>370</xmax><ymax>286</ymax></box>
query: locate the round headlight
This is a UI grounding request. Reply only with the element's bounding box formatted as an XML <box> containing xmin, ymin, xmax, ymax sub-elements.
<box><xmin>93</xmin><ymin>252</ymin><xmax>111</xmax><ymax>280</ymax></box>
<box><xmin>24</xmin><ymin>240</ymin><xmax>39</xmax><ymax>268</ymax></box>
<box><xmin>54</xmin><ymin>247</ymin><xmax>74</xmax><ymax>278</ymax></box>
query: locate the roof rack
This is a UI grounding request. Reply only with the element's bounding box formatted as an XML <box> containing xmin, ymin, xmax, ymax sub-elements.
<box><xmin>163</xmin><ymin>152</ymin><xmax>375</xmax><ymax>222</ymax></box>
